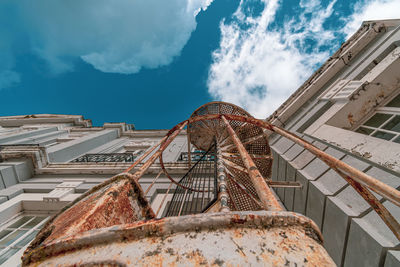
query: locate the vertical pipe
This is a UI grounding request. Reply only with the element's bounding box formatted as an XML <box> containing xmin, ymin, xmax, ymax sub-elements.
<box><xmin>217</xmin><ymin>141</ymin><xmax>230</xmax><ymax>212</ymax></box>
<box><xmin>221</xmin><ymin>115</ymin><xmax>282</xmax><ymax>211</ymax></box>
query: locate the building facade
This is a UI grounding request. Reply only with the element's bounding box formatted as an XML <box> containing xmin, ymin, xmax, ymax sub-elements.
<box><xmin>267</xmin><ymin>19</ymin><xmax>400</xmax><ymax>266</ymax></box>
<box><xmin>0</xmin><ymin>19</ymin><xmax>399</xmax><ymax>266</ymax></box>
<box><xmin>0</xmin><ymin>115</ymin><xmax>189</xmax><ymax>266</ymax></box>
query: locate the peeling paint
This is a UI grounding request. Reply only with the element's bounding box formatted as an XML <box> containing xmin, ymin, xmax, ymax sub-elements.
<box><xmin>23</xmin><ymin>211</ymin><xmax>335</xmax><ymax>267</ymax></box>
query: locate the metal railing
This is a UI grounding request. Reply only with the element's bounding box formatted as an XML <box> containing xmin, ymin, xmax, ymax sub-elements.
<box><xmin>71</xmin><ymin>153</ymin><xmax>136</xmax><ymax>163</ymax></box>
<box><xmin>165</xmin><ymin>145</ymin><xmax>217</xmax><ymax>217</ymax></box>
<box><xmin>178</xmin><ymin>151</ymin><xmax>215</xmax><ymax>162</ymax></box>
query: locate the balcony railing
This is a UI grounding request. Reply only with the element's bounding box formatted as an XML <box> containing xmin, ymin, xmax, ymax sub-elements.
<box><xmin>178</xmin><ymin>151</ymin><xmax>215</xmax><ymax>161</ymax></box>
<box><xmin>71</xmin><ymin>153</ymin><xmax>136</xmax><ymax>163</ymax></box>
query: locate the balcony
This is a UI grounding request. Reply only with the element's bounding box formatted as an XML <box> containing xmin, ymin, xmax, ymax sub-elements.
<box><xmin>71</xmin><ymin>153</ymin><xmax>136</xmax><ymax>163</ymax></box>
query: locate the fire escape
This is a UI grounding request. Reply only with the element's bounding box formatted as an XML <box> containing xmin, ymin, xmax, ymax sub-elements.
<box><xmin>22</xmin><ymin>102</ymin><xmax>400</xmax><ymax>266</ymax></box>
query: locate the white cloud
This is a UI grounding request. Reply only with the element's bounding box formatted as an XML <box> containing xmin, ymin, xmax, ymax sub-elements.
<box><xmin>344</xmin><ymin>0</ymin><xmax>400</xmax><ymax>39</ymax></box>
<box><xmin>207</xmin><ymin>0</ymin><xmax>337</xmax><ymax>118</ymax></box>
<box><xmin>207</xmin><ymin>0</ymin><xmax>400</xmax><ymax>119</ymax></box>
<box><xmin>0</xmin><ymin>0</ymin><xmax>213</xmax><ymax>82</ymax></box>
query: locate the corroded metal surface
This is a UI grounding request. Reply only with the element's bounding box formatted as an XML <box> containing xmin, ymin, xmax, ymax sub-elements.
<box><xmin>185</xmin><ymin>112</ymin><xmax>400</xmax><ymax>240</ymax></box>
<box><xmin>182</xmin><ymin>102</ymin><xmax>274</xmax><ymax>212</ymax></box>
<box><xmin>221</xmin><ymin>115</ymin><xmax>282</xmax><ymax>211</ymax></box>
<box><xmin>21</xmin><ymin>101</ymin><xmax>400</xmax><ymax>266</ymax></box>
<box><xmin>23</xmin><ymin>211</ymin><xmax>335</xmax><ymax>267</ymax></box>
<box><xmin>23</xmin><ymin>172</ymin><xmax>154</xmax><ymax>261</ymax></box>
<box><xmin>189</xmin><ymin>101</ymin><xmax>253</xmax><ymax>151</ymax></box>
<box><xmin>187</xmin><ymin>113</ymin><xmax>400</xmax><ymax>208</ymax></box>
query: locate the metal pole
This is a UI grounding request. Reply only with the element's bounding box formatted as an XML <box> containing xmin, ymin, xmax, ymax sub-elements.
<box><xmin>221</xmin><ymin>115</ymin><xmax>283</xmax><ymax>211</ymax></box>
<box><xmin>194</xmin><ymin>113</ymin><xmax>400</xmax><ymax>208</ymax></box>
<box><xmin>128</xmin><ymin>121</ymin><xmax>188</xmax><ymax>181</ymax></box>
<box><xmin>217</xmin><ymin>143</ymin><xmax>230</xmax><ymax>212</ymax></box>
<box><xmin>144</xmin><ymin>170</ymin><xmax>163</xmax><ymax>195</ymax></box>
<box><xmin>125</xmin><ymin>135</ymin><xmax>168</xmax><ymax>173</ymax></box>
<box><xmin>191</xmin><ymin>113</ymin><xmax>400</xmax><ymax>240</ymax></box>
<box><xmin>336</xmin><ymin>169</ymin><xmax>400</xmax><ymax>241</ymax></box>
<box><xmin>270</xmin><ymin>124</ymin><xmax>400</xmax><ymax>208</ymax></box>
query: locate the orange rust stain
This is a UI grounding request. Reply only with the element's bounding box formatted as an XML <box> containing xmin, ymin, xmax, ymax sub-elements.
<box><xmin>43</xmin><ymin>179</ymin><xmax>151</xmax><ymax>245</ymax></box>
<box><xmin>233</xmin><ymin>228</ymin><xmax>244</xmax><ymax>239</ymax></box>
<box><xmin>347</xmin><ymin>113</ymin><xmax>354</xmax><ymax>126</ymax></box>
<box><xmin>230</xmin><ymin>215</ymin><xmax>247</xmax><ymax>225</ymax></box>
<box><xmin>185</xmin><ymin>249</ymin><xmax>210</xmax><ymax>266</ymax></box>
<box><xmin>260</xmin><ymin>252</ymin><xmax>271</xmax><ymax>263</ymax></box>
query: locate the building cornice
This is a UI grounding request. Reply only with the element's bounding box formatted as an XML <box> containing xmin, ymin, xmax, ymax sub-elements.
<box><xmin>36</xmin><ymin>162</ymin><xmax>189</xmax><ymax>175</ymax></box>
<box><xmin>267</xmin><ymin>20</ymin><xmax>397</xmax><ymax>126</ymax></box>
<box><xmin>0</xmin><ymin>114</ymin><xmax>92</xmax><ymax>127</ymax></box>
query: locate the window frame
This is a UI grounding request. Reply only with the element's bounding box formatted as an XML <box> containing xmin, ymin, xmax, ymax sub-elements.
<box><xmin>302</xmin><ymin>45</ymin><xmax>400</xmax><ymax>172</ymax></box>
<box><xmin>355</xmin><ymin>106</ymin><xmax>400</xmax><ymax>143</ymax></box>
<box><xmin>0</xmin><ymin>213</ymin><xmax>49</xmax><ymax>265</ymax></box>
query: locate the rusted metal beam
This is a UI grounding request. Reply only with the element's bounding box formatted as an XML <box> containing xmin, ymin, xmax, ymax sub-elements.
<box><xmin>222</xmin><ymin>132</ymin><xmax>267</xmax><ymax>150</ymax></box>
<box><xmin>130</xmin><ymin>121</ymin><xmax>188</xmax><ymax>181</ymax></box>
<box><xmin>186</xmin><ymin>112</ymin><xmax>400</xmax><ymax>239</ymax></box>
<box><xmin>217</xmin><ymin>130</ymin><xmax>231</xmax><ymax>147</ymax></box>
<box><xmin>221</xmin><ymin>115</ymin><xmax>283</xmax><ymax>211</ymax></box>
<box><xmin>268</xmin><ymin>181</ymin><xmax>302</xmax><ymax>188</ymax></box>
<box><xmin>336</xmin><ymin>169</ymin><xmax>400</xmax><ymax>241</ymax></box>
<box><xmin>125</xmin><ymin>136</ymin><xmax>167</xmax><ymax>173</ymax></box>
<box><xmin>224</xmin><ymin>165</ymin><xmax>261</xmax><ymax>201</ymax></box>
<box><xmin>223</xmin><ymin>159</ymin><xmax>301</xmax><ymax>188</ymax></box>
<box><xmin>222</xmin><ymin>152</ymin><xmax>272</xmax><ymax>160</ymax></box>
<box><xmin>269</xmin><ymin>124</ymin><xmax>400</xmax><ymax>208</ymax></box>
<box><xmin>144</xmin><ymin>170</ymin><xmax>163</xmax><ymax>195</ymax></box>
<box><xmin>188</xmin><ymin>114</ymin><xmax>400</xmax><ymax>208</ymax></box>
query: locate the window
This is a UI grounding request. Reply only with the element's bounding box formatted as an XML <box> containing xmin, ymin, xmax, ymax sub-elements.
<box><xmin>355</xmin><ymin>93</ymin><xmax>400</xmax><ymax>143</ymax></box>
<box><xmin>0</xmin><ymin>215</ymin><xmax>48</xmax><ymax>264</ymax></box>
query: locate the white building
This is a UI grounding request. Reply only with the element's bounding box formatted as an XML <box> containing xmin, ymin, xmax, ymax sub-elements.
<box><xmin>0</xmin><ymin>19</ymin><xmax>399</xmax><ymax>266</ymax></box>
<box><xmin>268</xmin><ymin>19</ymin><xmax>400</xmax><ymax>267</ymax></box>
<box><xmin>0</xmin><ymin>115</ymin><xmax>188</xmax><ymax>266</ymax></box>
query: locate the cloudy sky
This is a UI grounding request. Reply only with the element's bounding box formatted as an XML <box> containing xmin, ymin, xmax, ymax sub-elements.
<box><xmin>0</xmin><ymin>0</ymin><xmax>399</xmax><ymax>128</ymax></box>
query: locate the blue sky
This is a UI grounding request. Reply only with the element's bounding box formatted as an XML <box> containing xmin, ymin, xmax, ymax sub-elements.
<box><xmin>0</xmin><ymin>0</ymin><xmax>399</xmax><ymax>129</ymax></box>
